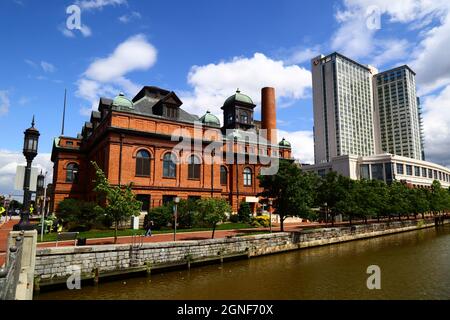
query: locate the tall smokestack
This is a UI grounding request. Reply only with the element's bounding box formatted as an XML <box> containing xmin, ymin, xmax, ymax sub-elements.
<box><xmin>261</xmin><ymin>87</ymin><xmax>277</xmax><ymax>145</ymax></box>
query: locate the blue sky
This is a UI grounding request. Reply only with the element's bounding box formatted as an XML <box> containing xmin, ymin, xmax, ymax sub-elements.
<box><xmin>2</xmin><ymin>0</ymin><xmax>450</xmax><ymax>196</ymax></box>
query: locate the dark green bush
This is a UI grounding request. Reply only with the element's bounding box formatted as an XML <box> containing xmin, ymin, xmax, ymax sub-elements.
<box><xmin>146</xmin><ymin>205</ymin><xmax>173</xmax><ymax>230</ymax></box>
<box><xmin>229</xmin><ymin>214</ymin><xmax>239</xmax><ymax>223</ymax></box>
<box><xmin>238</xmin><ymin>202</ymin><xmax>252</xmax><ymax>223</ymax></box>
<box><xmin>56</xmin><ymin>199</ymin><xmax>103</xmax><ymax>231</ymax></box>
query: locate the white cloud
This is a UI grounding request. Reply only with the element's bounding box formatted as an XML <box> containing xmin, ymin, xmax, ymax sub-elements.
<box><xmin>0</xmin><ymin>150</ymin><xmax>52</xmax><ymax>196</ymax></box>
<box><xmin>77</xmin><ymin>34</ymin><xmax>158</xmax><ymax>115</ymax></box>
<box><xmin>278</xmin><ymin>130</ymin><xmax>314</xmax><ymax>164</ymax></box>
<box><xmin>119</xmin><ymin>11</ymin><xmax>141</xmax><ymax>24</ymax></box>
<box><xmin>410</xmin><ymin>13</ymin><xmax>450</xmax><ymax>95</ymax></box>
<box><xmin>180</xmin><ymin>53</ymin><xmax>311</xmax><ymax>118</ymax></box>
<box><xmin>25</xmin><ymin>59</ymin><xmax>37</xmax><ymax>68</ymax></box>
<box><xmin>85</xmin><ymin>34</ymin><xmax>157</xmax><ymax>82</ymax></box>
<box><xmin>421</xmin><ymin>85</ymin><xmax>450</xmax><ymax>167</ymax></box>
<box><xmin>332</xmin><ymin>0</ymin><xmax>449</xmax><ymax>64</ymax></box>
<box><xmin>371</xmin><ymin>39</ymin><xmax>410</xmax><ymax>67</ymax></box>
<box><xmin>79</xmin><ymin>24</ymin><xmax>92</xmax><ymax>37</ymax></box>
<box><xmin>18</xmin><ymin>97</ymin><xmax>32</xmax><ymax>106</ymax></box>
<box><xmin>41</xmin><ymin>61</ymin><xmax>56</xmax><ymax>73</ymax></box>
<box><xmin>76</xmin><ymin>0</ymin><xmax>127</xmax><ymax>10</ymax></box>
<box><xmin>59</xmin><ymin>24</ymin><xmax>92</xmax><ymax>38</ymax></box>
<box><xmin>283</xmin><ymin>46</ymin><xmax>322</xmax><ymax>65</ymax></box>
<box><xmin>0</xmin><ymin>91</ymin><xmax>10</xmax><ymax>116</ymax></box>
<box><xmin>60</xmin><ymin>26</ymin><xmax>76</xmax><ymax>38</ymax></box>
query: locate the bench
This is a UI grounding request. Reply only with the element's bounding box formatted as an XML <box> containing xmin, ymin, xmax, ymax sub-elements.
<box><xmin>56</xmin><ymin>232</ymin><xmax>79</xmax><ymax>247</ymax></box>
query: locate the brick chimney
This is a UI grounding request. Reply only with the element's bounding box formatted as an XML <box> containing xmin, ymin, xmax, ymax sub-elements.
<box><xmin>261</xmin><ymin>87</ymin><xmax>277</xmax><ymax>145</ymax></box>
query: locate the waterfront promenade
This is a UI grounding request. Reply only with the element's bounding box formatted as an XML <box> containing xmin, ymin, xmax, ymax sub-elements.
<box><xmin>1</xmin><ymin>215</ymin><xmax>440</xmax><ymax>267</ymax></box>
<box><xmin>35</xmin><ymin>222</ymin><xmax>310</xmax><ymax>249</ymax></box>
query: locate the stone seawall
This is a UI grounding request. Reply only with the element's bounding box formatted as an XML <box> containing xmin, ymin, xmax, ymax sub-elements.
<box><xmin>34</xmin><ymin>219</ymin><xmax>444</xmax><ymax>289</ymax></box>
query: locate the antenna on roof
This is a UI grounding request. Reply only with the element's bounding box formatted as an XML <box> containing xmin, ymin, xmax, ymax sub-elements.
<box><xmin>61</xmin><ymin>89</ymin><xmax>67</xmax><ymax>136</ymax></box>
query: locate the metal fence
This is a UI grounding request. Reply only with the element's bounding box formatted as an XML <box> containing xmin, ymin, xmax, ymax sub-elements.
<box><xmin>0</xmin><ymin>233</ymin><xmax>24</xmax><ymax>300</ymax></box>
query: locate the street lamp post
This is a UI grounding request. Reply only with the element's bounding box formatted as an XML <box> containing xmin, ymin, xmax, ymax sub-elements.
<box><xmin>15</xmin><ymin>116</ymin><xmax>40</xmax><ymax>231</ymax></box>
<box><xmin>39</xmin><ymin>172</ymin><xmax>48</xmax><ymax>242</ymax></box>
<box><xmin>268</xmin><ymin>199</ymin><xmax>273</xmax><ymax>233</ymax></box>
<box><xmin>173</xmin><ymin>197</ymin><xmax>180</xmax><ymax>241</ymax></box>
<box><xmin>324</xmin><ymin>202</ymin><xmax>328</xmax><ymax>226</ymax></box>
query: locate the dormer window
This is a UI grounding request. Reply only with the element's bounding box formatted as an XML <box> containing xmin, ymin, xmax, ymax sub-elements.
<box><xmin>165</xmin><ymin>105</ymin><xmax>178</xmax><ymax>119</ymax></box>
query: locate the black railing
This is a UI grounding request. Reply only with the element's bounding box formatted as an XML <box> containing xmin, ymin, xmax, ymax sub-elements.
<box><xmin>0</xmin><ymin>233</ymin><xmax>24</xmax><ymax>300</ymax></box>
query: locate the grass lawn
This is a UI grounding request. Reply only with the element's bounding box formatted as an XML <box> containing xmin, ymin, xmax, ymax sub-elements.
<box><xmin>38</xmin><ymin>222</ymin><xmax>254</xmax><ymax>243</ymax></box>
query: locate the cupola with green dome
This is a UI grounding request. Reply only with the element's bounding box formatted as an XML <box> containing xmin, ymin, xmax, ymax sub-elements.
<box><xmin>221</xmin><ymin>89</ymin><xmax>256</xmax><ymax>131</ymax></box>
<box><xmin>199</xmin><ymin>111</ymin><xmax>221</xmax><ymax>127</ymax></box>
<box><xmin>224</xmin><ymin>89</ymin><xmax>254</xmax><ymax>106</ymax></box>
<box><xmin>279</xmin><ymin>138</ymin><xmax>291</xmax><ymax>148</ymax></box>
<box><xmin>112</xmin><ymin>93</ymin><xmax>134</xmax><ymax>110</ymax></box>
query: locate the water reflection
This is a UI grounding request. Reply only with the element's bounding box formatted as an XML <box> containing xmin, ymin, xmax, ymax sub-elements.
<box><xmin>36</xmin><ymin>225</ymin><xmax>450</xmax><ymax>300</ymax></box>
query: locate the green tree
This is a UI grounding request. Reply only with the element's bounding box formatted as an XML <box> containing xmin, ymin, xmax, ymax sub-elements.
<box><xmin>92</xmin><ymin>162</ymin><xmax>142</xmax><ymax>243</ymax></box>
<box><xmin>238</xmin><ymin>202</ymin><xmax>252</xmax><ymax>223</ymax></box>
<box><xmin>177</xmin><ymin>199</ymin><xmax>198</xmax><ymax>229</ymax></box>
<box><xmin>412</xmin><ymin>188</ymin><xmax>430</xmax><ymax>219</ymax></box>
<box><xmin>429</xmin><ymin>180</ymin><xmax>447</xmax><ymax>215</ymax></box>
<box><xmin>387</xmin><ymin>182</ymin><xmax>411</xmax><ymax>221</ymax></box>
<box><xmin>56</xmin><ymin>198</ymin><xmax>102</xmax><ymax>231</ymax></box>
<box><xmin>259</xmin><ymin>160</ymin><xmax>318</xmax><ymax>231</ymax></box>
<box><xmin>334</xmin><ymin>178</ymin><xmax>359</xmax><ymax>225</ymax></box>
<box><xmin>358</xmin><ymin>179</ymin><xmax>389</xmax><ymax>223</ymax></box>
<box><xmin>194</xmin><ymin>198</ymin><xmax>231</xmax><ymax>239</ymax></box>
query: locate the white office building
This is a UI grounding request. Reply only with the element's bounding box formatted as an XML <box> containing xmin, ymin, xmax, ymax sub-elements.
<box><xmin>374</xmin><ymin>66</ymin><xmax>424</xmax><ymax>160</ymax></box>
<box><xmin>311</xmin><ymin>53</ymin><xmax>379</xmax><ymax>164</ymax></box>
<box><xmin>306</xmin><ymin>52</ymin><xmax>449</xmax><ymax>188</ymax></box>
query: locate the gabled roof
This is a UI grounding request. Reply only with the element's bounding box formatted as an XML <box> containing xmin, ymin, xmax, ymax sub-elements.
<box><xmin>152</xmin><ymin>91</ymin><xmax>183</xmax><ymax>109</ymax></box>
<box><xmin>132</xmin><ymin>86</ymin><xmax>171</xmax><ymax>102</ymax></box>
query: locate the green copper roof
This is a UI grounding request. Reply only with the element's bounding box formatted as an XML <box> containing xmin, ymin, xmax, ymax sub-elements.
<box><xmin>112</xmin><ymin>93</ymin><xmax>134</xmax><ymax>109</ymax></box>
<box><xmin>199</xmin><ymin>111</ymin><xmax>221</xmax><ymax>127</ymax></box>
<box><xmin>279</xmin><ymin>138</ymin><xmax>291</xmax><ymax>147</ymax></box>
<box><xmin>225</xmin><ymin>89</ymin><xmax>254</xmax><ymax>105</ymax></box>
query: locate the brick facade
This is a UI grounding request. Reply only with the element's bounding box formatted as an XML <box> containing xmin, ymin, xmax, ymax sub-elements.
<box><xmin>50</xmin><ymin>87</ymin><xmax>292</xmax><ymax>213</ymax></box>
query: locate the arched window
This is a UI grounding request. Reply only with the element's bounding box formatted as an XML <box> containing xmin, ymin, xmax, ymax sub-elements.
<box><xmin>243</xmin><ymin>168</ymin><xmax>252</xmax><ymax>186</ymax></box>
<box><xmin>163</xmin><ymin>153</ymin><xmax>177</xmax><ymax>178</ymax></box>
<box><xmin>136</xmin><ymin>150</ymin><xmax>151</xmax><ymax>177</ymax></box>
<box><xmin>188</xmin><ymin>155</ymin><xmax>201</xmax><ymax>180</ymax></box>
<box><xmin>66</xmin><ymin>163</ymin><xmax>79</xmax><ymax>183</ymax></box>
<box><xmin>220</xmin><ymin>166</ymin><xmax>228</xmax><ymax>185</ymax></box>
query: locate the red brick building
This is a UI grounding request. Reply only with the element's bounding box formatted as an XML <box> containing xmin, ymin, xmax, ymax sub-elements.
<box><xmin>50</xmin><ymin>86</ymin><xmax>292</xmax><ymax>214</ymax></box>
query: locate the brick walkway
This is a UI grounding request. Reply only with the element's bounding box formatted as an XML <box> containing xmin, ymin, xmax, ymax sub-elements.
<box><xmin>0</xmin><ymin>220</ymin><xmax>16</xmax><ymax>267</ymax></box>
<box><xmin>36</xmin><ymin>223</ymin><xmax>309</xmax><ymax>249</ymax></box>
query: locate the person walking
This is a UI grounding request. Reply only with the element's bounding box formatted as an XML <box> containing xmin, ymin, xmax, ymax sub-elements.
<box><xmin>145</xmin><ymin>220</ymin><xmax>154</xmax><ymax>237</ymax></box>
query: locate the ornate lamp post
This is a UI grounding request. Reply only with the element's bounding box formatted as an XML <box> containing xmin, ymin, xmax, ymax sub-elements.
<box><xmin>15</xmin><ymin>116</ymin><xmax>40</xmax><ymax>231</ymax></box>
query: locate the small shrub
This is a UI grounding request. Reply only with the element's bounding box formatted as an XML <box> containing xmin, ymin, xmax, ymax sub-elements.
<box><xmin>251</xmin><ymin>215</ymin><xmax>270</xmax><ymax>228</ymax></box>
